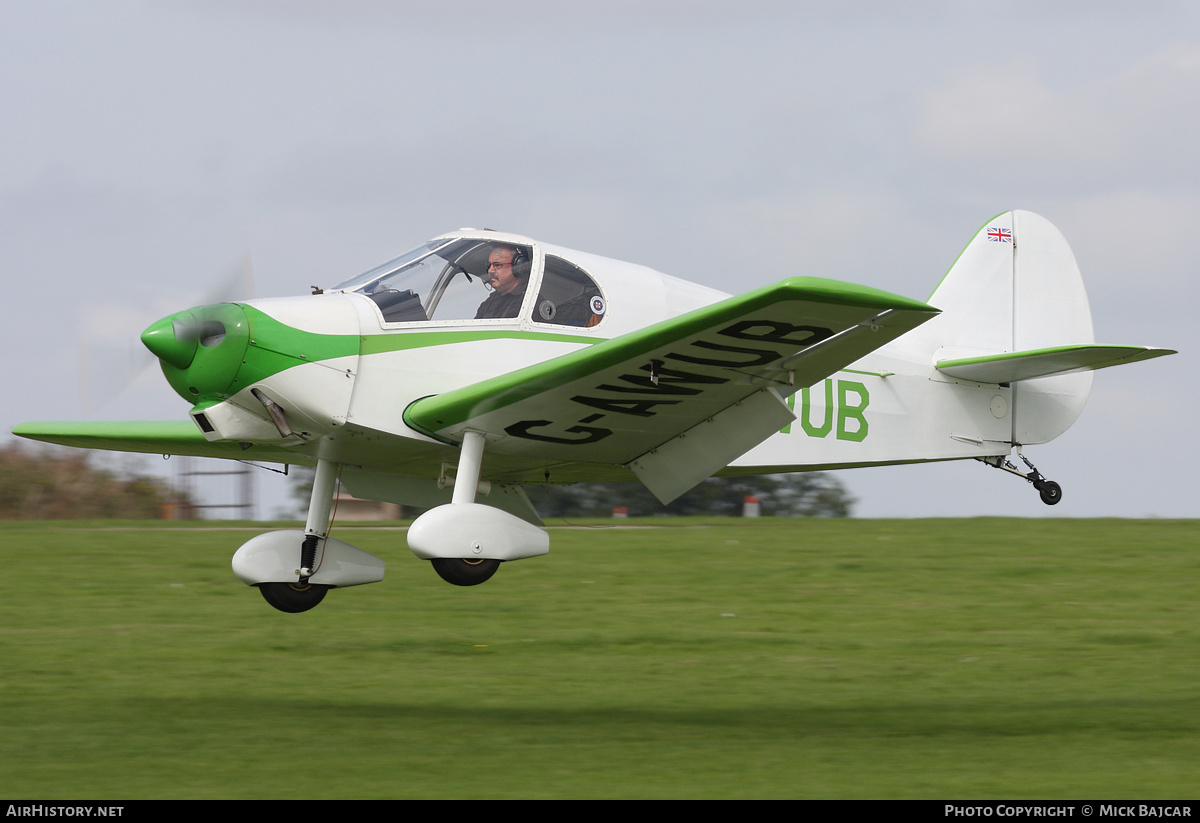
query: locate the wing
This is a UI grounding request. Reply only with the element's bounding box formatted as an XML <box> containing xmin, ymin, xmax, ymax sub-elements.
<box><xmin>405</xmin><ymin>276</ymin><xmax>939</xmax><ymax>502</ymax></box>
<box><xmin>11</xmin><ymin>420</ymin><xmax>313</xmax><ymax>465</ymax></box>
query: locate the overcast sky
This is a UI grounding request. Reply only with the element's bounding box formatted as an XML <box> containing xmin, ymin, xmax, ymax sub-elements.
<box><xmin>2</xmin><ymin>1</ymin><xmax>1194</xmax><ymax>519</ymax></box>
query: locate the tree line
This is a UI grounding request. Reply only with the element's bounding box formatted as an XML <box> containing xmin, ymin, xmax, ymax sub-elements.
<box><xmin>288</xmin><ymin>464</ymin><xmax>853</xmax><ymax>519</ymax></box>
<box><xmin>3</xmin><ymin>440</ymin><xmax>855</xmax><ymax>521</ymax></box>
<box><xmin>523</xmin><ymin>473</ymin><xmax>854</xmax><ymax>518</ymax></box>
<box><xmin>0</xmin><ymin>442</ymin><xmax>182</xmax><ymax>519</ymax></box>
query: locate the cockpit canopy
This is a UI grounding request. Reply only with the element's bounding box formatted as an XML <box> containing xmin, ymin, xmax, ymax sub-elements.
<box><xmin>333</xmin><ymin>234</ymin><xmax>605</xmax><ymax>328</ymax></box>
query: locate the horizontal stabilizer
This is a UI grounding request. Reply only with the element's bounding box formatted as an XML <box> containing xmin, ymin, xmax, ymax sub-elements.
<box><xmin>936</xmin><ymin>345</ymin><xmax>1176</xmax><ymax>384</ymax></box>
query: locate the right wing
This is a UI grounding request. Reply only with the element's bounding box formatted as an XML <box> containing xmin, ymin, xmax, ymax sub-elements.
<box><xmin>405</xmin><ymin>276</ymin><xmax>939</xmax><ymax>502</ymax></box>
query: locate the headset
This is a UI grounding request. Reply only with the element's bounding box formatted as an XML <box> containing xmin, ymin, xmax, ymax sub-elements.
<box><xmin>506</xmin><ymin>245</ymin><xmax>532</xmax><ymax>279</ymax></box>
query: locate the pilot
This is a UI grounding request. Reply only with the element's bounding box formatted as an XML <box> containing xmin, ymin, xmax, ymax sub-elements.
<box><xmin>475</xmin><ymin>245</ymin><xmax>529</xmax><ymax>319</ymax></box>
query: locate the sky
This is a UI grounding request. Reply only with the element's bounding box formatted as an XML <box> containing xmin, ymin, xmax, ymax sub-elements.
<box><xmin>1</xmin><ymin>0</ymin><xmax>1194</xmax><ymax>519</ymax></box>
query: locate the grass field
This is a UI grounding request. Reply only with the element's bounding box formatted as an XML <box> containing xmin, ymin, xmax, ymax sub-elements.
<box><xmin>1</xmin><ymin>517</ymin><xmax>1198</xmax><ymax>799</ymax></box>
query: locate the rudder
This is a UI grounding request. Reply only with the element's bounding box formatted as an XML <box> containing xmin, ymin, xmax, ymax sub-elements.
<box><xmin>927</xmin><ymin>211</ymin><xmax>1094</xmax><ymax>445</ymax></box>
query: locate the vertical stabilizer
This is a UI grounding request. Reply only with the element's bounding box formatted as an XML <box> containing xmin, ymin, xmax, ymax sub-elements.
<box><xmin>1009</xmin><ymin>211</ymin><xmax>1094</xmax><ymax>350</ymax></box>
<box><xmin>928</xmin><ymin>211</ymin><xmax>1017</xmax><ymax>357</ymax></box>
<box><xmin>927</xmin><ymin>211</ymin><xmax>1094</xmax><ymax>445</ymax></box>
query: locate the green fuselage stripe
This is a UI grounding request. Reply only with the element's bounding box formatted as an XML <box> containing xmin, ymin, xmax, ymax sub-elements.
<box><xmin>230</xmin><ymin>307</ymin><xmax>605</xmax><ymax>387</ymax></box>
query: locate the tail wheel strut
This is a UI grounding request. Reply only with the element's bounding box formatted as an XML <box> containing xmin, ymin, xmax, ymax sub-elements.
<box><xmin>978</xmin><ymin>451</ymin><xmax>1063</xmax><ymax>506</ymax></box>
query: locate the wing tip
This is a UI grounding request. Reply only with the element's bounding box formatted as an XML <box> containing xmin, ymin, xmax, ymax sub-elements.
<box><xmin>776</xmin><ymin>276</ymin><xmax>938</xmax><ymax>315</ymax></box>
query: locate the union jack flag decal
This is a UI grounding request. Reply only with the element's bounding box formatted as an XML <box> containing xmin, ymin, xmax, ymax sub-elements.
<box><xmin>987</xmin><ymin>227</ymin><xmax>1012</xmax><ymax>242</ymax></box>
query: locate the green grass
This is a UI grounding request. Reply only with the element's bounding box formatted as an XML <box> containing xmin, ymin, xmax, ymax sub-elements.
<box><xmin>1</xmin><ymin>518</ymin><xmax>1197</xmax><ymax>798</ymax></box>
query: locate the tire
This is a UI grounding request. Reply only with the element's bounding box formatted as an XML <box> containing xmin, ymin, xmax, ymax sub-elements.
<box><xmin>430</xmin><ymin>557</ymin><xmax>500</xmax><ymax>586</ymax></box>
<box><xmin>258</xmin><ymin>582</ymin><xmax>330</xmax><ymax>613</ymax></box>
<box><xmin>1037</xmin><ymin>481</ymin><xmax>1062</xmax><ymax>506</ymax></box>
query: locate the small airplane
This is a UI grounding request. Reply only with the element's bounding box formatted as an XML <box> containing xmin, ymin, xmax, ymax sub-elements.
<box><xmin>14</xmin><ymin>210</ymin><xmax>1175</xmax><ymax>613</ymax></box>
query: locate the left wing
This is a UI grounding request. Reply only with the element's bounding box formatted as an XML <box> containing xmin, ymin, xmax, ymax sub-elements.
<box><xmin>405</xmin><ymin>276</ymin><xmax>939</xmax><ymax>502</ymax></box>
<box><xmin>12</xmin><ymin>420</ymin><xmax>312</xmax><ymax>465</ymax></box>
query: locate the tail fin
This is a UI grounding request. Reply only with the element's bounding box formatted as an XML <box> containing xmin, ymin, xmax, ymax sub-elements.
<box><xmin>924</xmin><ymin>211</ymin><xmax>1173</xmax><ymax>445</ymax></box>
<box><xmin>929</xmin><ymin>210</ymin><xmax>1093</xmax><ymax>357</ymax></box>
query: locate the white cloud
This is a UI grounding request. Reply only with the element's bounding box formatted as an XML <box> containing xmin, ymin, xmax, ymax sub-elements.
<box><xmin>696</xmin><ymin>188</ymin><xmax>943</xmax><ymax>295</ymax></box>
<box><xmin>1060</xmin><ymin>189</ymin><xmax>1200</xmax><ymax>290</ymax></box>
<box><xmin>914</xmin><ymin>44</ymin><xmax>1200</xmax><ymax>190</ymax></box>
<box><xmin>915</xmin><ymin>65</ymin><xmax>1118</xmax><ymax>165</ymax></box>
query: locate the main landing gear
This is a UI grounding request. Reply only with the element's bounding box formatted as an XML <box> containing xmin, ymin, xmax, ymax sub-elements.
<box><xmin>266</xmin><ymin>460</ymin><xmax>340</xmax><ymax>612</ymax></box>
<box><xmin>231</xmin><ymin>458</ymin><xmax>386</xmax><ymax>613</ymax></box>
<box><xmin>232</xmin><ymin>431</ymin><xmax>548</xmax><ymax>612</ymax></box>
<box><xmin>979</xmin><ymin>451</ymin><xmax>1063</xmax><ymax>506</ymax></box>
<box><xmin>407</xmin><ymin>429</ymin><xmax>550</xmax><ymax>581</ymax></box>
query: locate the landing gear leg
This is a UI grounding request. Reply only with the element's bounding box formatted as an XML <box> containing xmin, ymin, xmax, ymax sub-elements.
<box><xmin>978</xmin><ymin>449</ymin><xmax>1063</xmax><ymax>506</ymax></box>
<box><xmin>408</xmin><ymin>429</ymin><xmax>548</xmax><ymax>578</ymax></box>
<box><xmin>299</xmin><ymin>458</ymin><xmax>339</xmax><ymax>581</ymax></box>
<box><xmin>429</xmin><ymin>430</ymin><xmax>505</xmax><ymax>587</ymax></box>
<box><xmin>257</xmin><ymin>457</ymin><xmax>338</xmax><ymax>612</ymax></box>
<box><xmin>451</xmin><ymin>430</ymin><xmax>485</xmax><ymax>507</ymax></box>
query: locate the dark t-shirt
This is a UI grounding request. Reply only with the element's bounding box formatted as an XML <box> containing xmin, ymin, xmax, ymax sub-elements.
<box><xmin>474</xmin><ymin>282</ymin><xmax>528</xmax><ymax>319</ymax></box>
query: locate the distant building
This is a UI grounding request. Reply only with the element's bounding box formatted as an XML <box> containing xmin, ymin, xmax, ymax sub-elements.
<box><xmin>334</xmin><ymin>492</ymin><xmax>402</xmax><ymax>521</ymax></box>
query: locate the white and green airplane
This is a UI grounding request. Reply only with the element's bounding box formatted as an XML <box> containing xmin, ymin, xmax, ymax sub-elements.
<box><xmin>13</xmin><ymin>210</ymin><xmax>1175</xmax><ymax>612</ymax></box>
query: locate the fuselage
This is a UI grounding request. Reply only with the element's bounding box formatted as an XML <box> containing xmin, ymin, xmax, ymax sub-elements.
<box><xmin>144</xmin><ymin>230</ymin><xmax>743</xmax><ymax>480</ymax></box>
<box><xmin>140</xmin><ymin>227</ymin><xmax>1055</xmax><ymax>486</ymax></box>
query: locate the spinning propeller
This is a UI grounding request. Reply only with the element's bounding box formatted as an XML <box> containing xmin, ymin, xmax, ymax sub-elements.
<box><xmin>78</xmin><ymin>255</ymin><xmax>255</xmax><ymax>412</ymax></box>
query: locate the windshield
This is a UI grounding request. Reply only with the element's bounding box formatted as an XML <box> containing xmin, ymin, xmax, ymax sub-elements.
<box><xmin>333</xmin><ymin>238</ymin><xmax>534</xmax><ymax>323</ymax></box>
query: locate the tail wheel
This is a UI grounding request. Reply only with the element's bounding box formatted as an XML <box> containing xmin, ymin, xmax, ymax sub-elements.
<box><xmin>431</xmin><ymin>557</ymin><xmax>500</xmax><ymax>587</ymax></box>
<box><xmin>1036</xmin><ymin>480</ymin><xmax>1063</xmax><ymax>506</ymax></box>
<box><xmin>258</xmin><ymin>581</ymin><xmax>330</xmax><ymax>613</ymax></box>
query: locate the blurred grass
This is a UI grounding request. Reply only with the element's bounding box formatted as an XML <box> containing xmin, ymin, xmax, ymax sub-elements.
<box><xmin>0</xmin><ymin>517</ymin><xmax>1197</xmax><ymax>798</ymax></box>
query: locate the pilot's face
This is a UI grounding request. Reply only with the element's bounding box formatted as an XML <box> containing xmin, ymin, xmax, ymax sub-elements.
<box><xmin>486</xmin><ymin>248</ymin><xmax>518</xmax><ymax>294</ymax></box>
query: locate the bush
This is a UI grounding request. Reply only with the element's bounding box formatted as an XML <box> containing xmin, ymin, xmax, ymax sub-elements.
<box><xmin>0</xmin><ymin>442</ymin><xmax>181</xmax><ymax>519</ymax></box>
